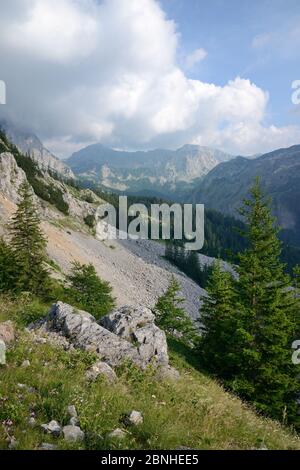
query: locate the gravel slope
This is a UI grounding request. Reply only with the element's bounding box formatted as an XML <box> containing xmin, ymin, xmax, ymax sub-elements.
<box><xmin>0</xmin><ymin>193</ymin><xmax>234</xmax><ymax>320</ymax></box>
<box><xmin>45</xmin><ymin>224</ymin><xmax>205</xmax><ymax>320</ymax></box>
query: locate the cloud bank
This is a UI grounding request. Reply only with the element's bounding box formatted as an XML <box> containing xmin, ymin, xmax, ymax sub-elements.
<box><xmin>0</xmin><ymin>0</ymin><xmax>299</xmax><ymax>157</ymax></box>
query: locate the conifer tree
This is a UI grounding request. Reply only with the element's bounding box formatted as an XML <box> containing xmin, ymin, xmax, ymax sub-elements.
<box><xmin>233</xmin><ymin>178</ymin><xmax>299</xmax><ymax>423</ymax></box>
<box><xmin>155</xmin><ymin>277</ymin><xmax>198</xmax><ymax>346</ymax></box>
<box><xmin>199</xmin><ymin>178</ymin><xmax>300</xmax><ymax>426</ymax></box>
<box><xmin>9</xmin><ymin>182</ymin><xmax>49</xmax><ymax>295</ymax></box>
<box><xmin>198</xmin><ymin>261</ymin><xmax>238</xmax><ymax>377</ymax></box>
<box><xmin>66</xmin><ymin>262</ymin><xmax>115</xmax><ymax>319</ymax></box>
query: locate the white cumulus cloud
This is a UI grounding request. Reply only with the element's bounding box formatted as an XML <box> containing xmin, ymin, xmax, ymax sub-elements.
<box><xmin>0</xmin><ymin>0</ymin><xmax>299</xmax><ymax>157</ymax></box>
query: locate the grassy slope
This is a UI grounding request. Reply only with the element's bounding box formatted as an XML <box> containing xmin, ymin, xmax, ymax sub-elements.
<box><xmin>0</xmin><ymin>297</ymin><xmax>299</xmax><ymax>451</ymax></box>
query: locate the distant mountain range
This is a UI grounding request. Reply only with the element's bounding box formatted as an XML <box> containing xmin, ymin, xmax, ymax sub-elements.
<box><xmin>192</xmin><ymin>145</ymin><xmax>300</xmax><ymax>245</ymax></box>
<box><xmin>2</xmin><ymin>119</ymin><xmax>300</xmax><ymax>246</ymax></box>
<box><xmin>66</xmin><ymin>143</ymin><xmax>234</xmax><ymax>198</ymax></box>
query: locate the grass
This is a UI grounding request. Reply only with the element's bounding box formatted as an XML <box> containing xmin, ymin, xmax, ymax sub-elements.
<box><xmin>0</xmin><ymin>297</ymin><xmax>299</xmax><ymax>450</ymax></box>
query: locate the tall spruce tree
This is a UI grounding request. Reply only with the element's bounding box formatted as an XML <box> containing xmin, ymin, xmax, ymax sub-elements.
<box><xmin>198</xmin><ymin>261</ymin><xmax>239</xmax><ymax>377</ymax></box>
<box><xmin>9</xmin><ymin>182</ymin><xmax>49</xmax><ymax>295</ymax></box>
<box><xmin>199</xmin><ymin>178</ymin><xmax>300</xmax><ymax>427</ymax></box>
<box><xmin>234</xmin><ymin>178</ymin><xmax>299</xmax><ymax>424</ymax></box>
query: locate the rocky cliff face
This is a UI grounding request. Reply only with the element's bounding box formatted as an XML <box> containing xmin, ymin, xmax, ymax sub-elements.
<box><xmin>0</xmin><ymin>147</ymin><xmax>99</xmax><ymax>224</ymax></box>
<box><xmin>0</xmin><ymin>152</ymin><xmax>28</xmax><ymax>202</ymax></box>
<box><xmin>0</xmin><ymin>120</ymin><xmax>74</xmax><ymax>179</ymax></box>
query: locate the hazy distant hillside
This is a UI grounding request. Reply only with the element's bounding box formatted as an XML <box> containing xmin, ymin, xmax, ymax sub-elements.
<box><xmin>67</xmin><ymin>143</ymin><xmax>233</xmax><ymax>198</ymax></box>
<box><xmin>192</xmin><ymin>145</ymin><xmax>300</xmax><ymax>245</ymax></box>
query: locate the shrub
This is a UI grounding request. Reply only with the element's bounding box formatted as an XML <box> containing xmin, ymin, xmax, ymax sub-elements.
<box><xmin>65</xmin><ymin>262</ymin><xmax>115</xmax><ymax>319</ymax></box>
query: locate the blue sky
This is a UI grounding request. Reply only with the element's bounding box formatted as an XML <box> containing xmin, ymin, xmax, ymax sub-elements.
<box><xmin>161</xmin><ymin>0</ymin><xmax>300</xmax><ymax>127</ymax></box>
<box><xmin>0</xmin><ymin>0</ymin><xmax>299</xmax><ymax>156</ymax></box>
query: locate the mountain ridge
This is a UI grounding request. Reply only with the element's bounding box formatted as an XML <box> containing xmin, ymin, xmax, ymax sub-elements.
<box><xmin>67</xmin><ymin>142</ymin><xmax>234</xmax><ymax>196</ymax></box>
<box><xmin>192</xmin><ymin>144</ymin><xmax>300</xmax><ymax>245</ymax></box>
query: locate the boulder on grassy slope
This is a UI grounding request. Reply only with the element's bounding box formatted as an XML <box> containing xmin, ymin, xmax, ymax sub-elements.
<box><xmin>46</xmin><ymin>302</ymin><xmax>141</xmax><ymax>368</ymax></box>
<box><xmin>33</xmin><ymin>302</ymin><xmax>171</xmax><ymax>370</ymax></box>
<box><xmin>100</xmin><ymin>306</ymin><xmax>169</xmax><ymax>367</ymax></box>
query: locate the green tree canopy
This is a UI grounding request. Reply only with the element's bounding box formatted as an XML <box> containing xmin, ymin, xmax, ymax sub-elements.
<box><xmin>65</xmin><ymin>262</ymin><xmax>115</xmax><ymax>319</ymax></box>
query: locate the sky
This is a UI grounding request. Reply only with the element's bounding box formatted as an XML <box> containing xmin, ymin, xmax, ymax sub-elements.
<box><xmin>0</xmin><ymin>0</ymin><xmax>299</xmax><ymax>158</ymax></box>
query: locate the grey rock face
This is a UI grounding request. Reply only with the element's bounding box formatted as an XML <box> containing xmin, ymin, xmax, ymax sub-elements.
<box><xmin>85</xmin><ymin>361</ymin><xmax>117</xmax><ymax>383</ymax></box>
<box><xmin>63</xmin><ymin>425</ymin><xmax>85</xmax><ymax>443</ymax></box>
<box><xmin>0</xmin><ymin>120</ymin><xmax>74</xmax><ymax>179</ymax></box>
<box><xmin>0</xmin><ymin>152</ymin><xmax>28</xmax><ymax>202</ymax></box>
<box><xmin>101</xmin><ymin>306</ymin><xmax>169</xmax><ymax>367</ymax></box>
<box><xmin>39</xmin><ymin>302</ymin><xmax>170</xmax><ymax>369</ymax></box>
<box><xmin>0</xmin><ymin>340</ymin><xmax>6</xmax><ymax>365</ymax></box>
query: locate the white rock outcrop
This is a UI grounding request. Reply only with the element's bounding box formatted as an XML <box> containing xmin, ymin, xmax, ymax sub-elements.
<box><xmin>101</xmin><ymin>306</ymin><xmax>169</xmax><ymax>367</ymax></box>
<box><xmin>36</xmin><ymin>302</ymin><xmax>170</xmax><ymax>370</ymax></box>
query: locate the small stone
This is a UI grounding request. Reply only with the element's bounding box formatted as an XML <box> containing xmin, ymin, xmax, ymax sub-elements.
<box><xmin>63</xmin><ymin>425</ymin><xmax>85</xmax><ymax>443</ymax></box>
<box><xmin>124</xmin><ymin>410</ymin><xmax>143</xmax><ymax>427</ymax></box>
<box><xmin>21</xmin><ymin>360</ymin><xmax>30</xmax><ymax>368</ymax></box>
<box><xmin>69</xmin><ymin>417</ymin><xmax>79</xmax><ymax>426</ymax></box>
<box><xmin>0</xmin><ymin>339</ymin><xmax>6</xmax><ymax>365</ymax></box>
<box><xmin>67</xmin><ymin>405</ymin><xmax>78</xmax><ymax>419</ymax></box>
<box><xmin>38</xmin><ymin>443</ymin><xmax>58</xmax><ymax>451</ymax></box>
<box><xmin>8</xmin><ymin>436</ymin><xmax>18</xmax><ymax>449</ymax></box>
<box><xmin>17</xmin><ymin>383</ymin><xmax>35</xmax><ymax>393</ymax></box>
<box><xmin>108</xmin><ymin>428</ymin><xmax>127</xmax><ymax>440</ymax></box>
<box><xmin>41</xmin><ymin>420</ymin><xmax>61</xmax><ymax>437</ymax></box>
<box><xmin>28</xmin><ymin>417</ymin><xmax>36</xmax><ymax>427</ymax></box>
<box><xmin>67</xmin><ymin>405</ymin><xmax>79</xmax><ymax>425</ymax></box>
<box><xmin>85</xmin><ymin>361</ymin><xmax>117</xmax><ymax>383</ymax></box>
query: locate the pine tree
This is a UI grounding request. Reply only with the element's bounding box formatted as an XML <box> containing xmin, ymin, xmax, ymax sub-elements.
<box><xmin>198</xmin><ymin>178</ymin><xmax>300</xmax><ymax>426</ymax></box>
<box><xmin>198</xmin><ymin>261</ymin><xmax>238</xmax><ymax>377</ymax></box>
<box><xmin>154</xmin><ymin>277</ymin><xmax>198</xmax><ymax>346</ymax></box>
<box><xmin>233</xmin><ymin>178</ymin><xmax>299</xmax><ymax>423</ymax></box>
<box><xmin>66</xmin><ymin>262</ymin><xmax>115</xmax><ymax>319</ymax></box>
<box><xmin>9</xmin><ymin>182</ymin><xmax>49</xmax><ymax>295</ymax></box>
